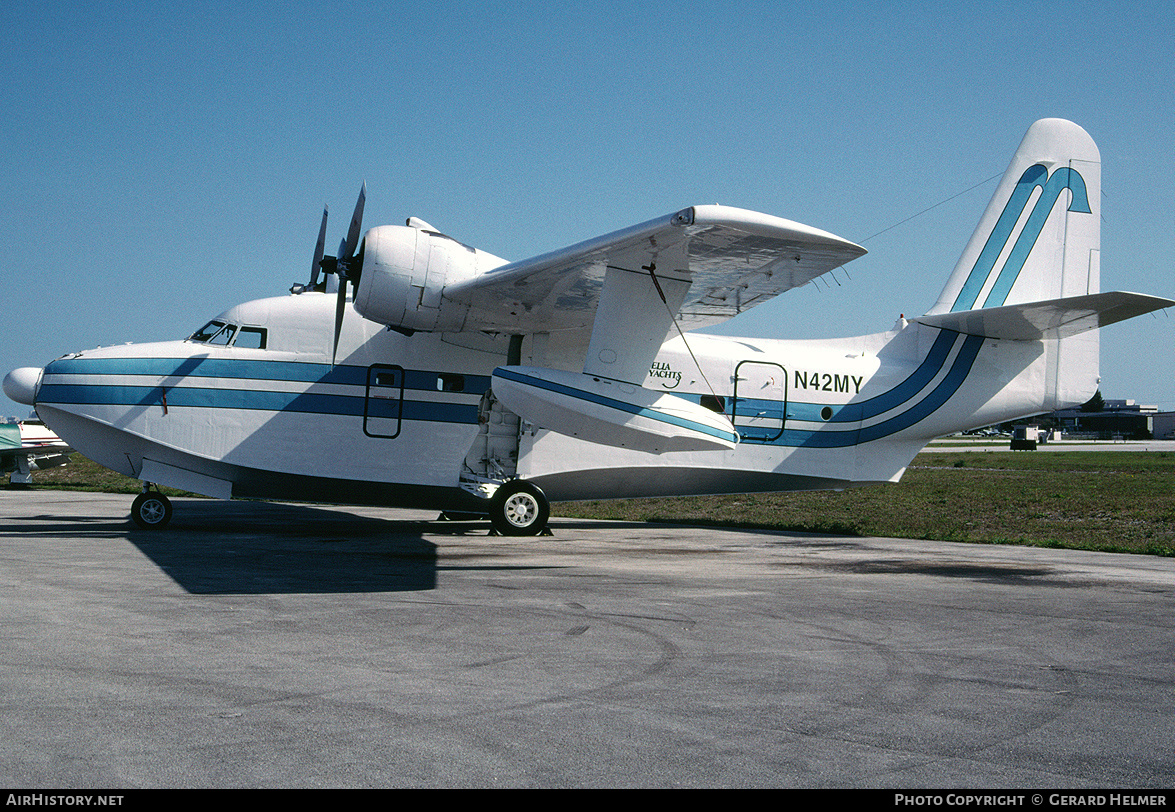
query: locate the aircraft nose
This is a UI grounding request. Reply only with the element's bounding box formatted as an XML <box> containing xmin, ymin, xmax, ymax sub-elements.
<box><xmin>3</xmin><ymin>367</ymin><xmax>43</xmax><ymax>406</ymax></box>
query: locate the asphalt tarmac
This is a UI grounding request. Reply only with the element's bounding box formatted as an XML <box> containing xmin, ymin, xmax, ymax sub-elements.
<box><xmin>2</xmin><ymin>490</ymin><xmax>1173</xmax><ymax>789</ymax></box>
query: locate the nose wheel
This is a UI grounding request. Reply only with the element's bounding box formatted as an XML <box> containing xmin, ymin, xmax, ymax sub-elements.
<box><xmin>489</xmin><ymin>480</ymin><xmax>550</xmax><ymax>536</ymax></box>
<box><xmin>131</xmin><ymin>490</ymin><xmax>173</xmax><ymax>530</ymax></box>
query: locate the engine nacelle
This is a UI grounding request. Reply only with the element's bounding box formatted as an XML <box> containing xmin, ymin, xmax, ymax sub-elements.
<box><xmin>353</xmin><ymin>223</ymin><xmax>506</xmax><ymax>333</ymax></box>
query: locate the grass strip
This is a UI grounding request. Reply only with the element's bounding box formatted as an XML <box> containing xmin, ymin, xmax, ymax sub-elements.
<box><xmin>554</xmin><ymin>451</ymin><xmax>1175</xmax><ymax>556</ymax></box>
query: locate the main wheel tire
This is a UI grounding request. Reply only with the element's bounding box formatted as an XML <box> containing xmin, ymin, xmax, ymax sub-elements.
<box><xmin>490</xmin><ymin>480</ymin><xmax>549</xmax><ymax>536</ymax></box>
<box><xmin>131</xmin><ymin>492</ymin><xmax>173</xmax><ymax>530</ymax></box>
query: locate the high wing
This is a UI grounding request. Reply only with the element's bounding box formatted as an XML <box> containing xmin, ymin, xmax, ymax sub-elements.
<box><xmin>445</xmin><ymin>205</ymin><xmax>867</xmax><ymax>337</ymax></box>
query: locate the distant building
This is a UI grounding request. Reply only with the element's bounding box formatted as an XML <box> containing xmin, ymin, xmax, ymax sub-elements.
<box><xmin>1051</xmin><ymin>399</ymin><xmax>1170</xmax><ymax>440</ymax></box>
<box><xmin>1153</xmin><ymin>412</ymin><xmax>1175</xmax><ymax>440</ymax></box>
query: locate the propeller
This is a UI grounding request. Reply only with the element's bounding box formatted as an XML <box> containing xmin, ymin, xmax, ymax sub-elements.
<box><xmin>309</xmin><ymin>184</ymin><xmax>366</xmax><ymax>365</ymax></box>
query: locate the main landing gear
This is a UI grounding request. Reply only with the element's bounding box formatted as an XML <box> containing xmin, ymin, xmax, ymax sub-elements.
<box><xmin>131</xmin><ymin>487</ymin><xmax>173</xmax><ymax>530</ymax></box>
<box><xmin>126</xmin><ymin>479</ymin><xmax>548</xmax><ymax>535</ymax></box>
<box><xmin>489</xmin><ymin>479</ymin><xmax>550</xmax><ymax>536</ymax></box>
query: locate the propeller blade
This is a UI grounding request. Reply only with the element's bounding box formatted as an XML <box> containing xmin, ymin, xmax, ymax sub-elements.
<box><xmin>310</xmin><ymin>205</ymin><xmax>328</xmax><ymax>289</ymax></box>
<box><xmin>331</xmin><ymin>278</ymin><xmax>348</xmax><ymax>366</ymax></box>
<box><xmin>328</xmin><ymin>182</ymin><xmax>365</xmax><ymax>366</ymax></box>
<box><xmin>341</xmin><ymin>182</ymin><xmax>366</xmax><ymax>264</ymax></box>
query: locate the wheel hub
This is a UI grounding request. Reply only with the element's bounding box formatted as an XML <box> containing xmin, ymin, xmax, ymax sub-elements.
<box><xmin>504</xmin><ymin>492</ymin><xmax>538</xmax><ymax>527</ymax></box>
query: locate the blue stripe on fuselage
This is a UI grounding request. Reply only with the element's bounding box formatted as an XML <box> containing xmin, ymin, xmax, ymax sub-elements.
<box><xmin>35</xmin><ymin>382</ymin><xmax>478</xmax><ymax>424</ymax></box>
<box><xmin>38</xmin><ymin>329</ymin><xmax>982</xmax><ymax>446</ymax></box>
<box><xmin>37</xmin><ymin>357</ymin><xmax>485</xmax><ymax>426</ymax></box>
<box><xmin>41</xmin><ymin>355</ymin><xmax>492</xmax><ymax>396</ymax></box>
<box><xmin>825</xmin><ymin>328</ymin><xmax>957</xmax><ymax>423</ymax></box>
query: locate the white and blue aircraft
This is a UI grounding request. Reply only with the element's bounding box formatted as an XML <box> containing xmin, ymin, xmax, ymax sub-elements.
<box><xmin>5</xmin><ymin>119</ymin><xmax>1171</xmax><ymax>533</ymax></box>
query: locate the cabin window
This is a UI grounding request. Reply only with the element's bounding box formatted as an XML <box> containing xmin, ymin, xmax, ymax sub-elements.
<box><xmin>437</xmin><ymin>373</ymin><xmax>465</xmax><ymax>392</ymax></box>
<box><xmin>234</xmin><ymin>326</ymin><xmax>267</xmax><ymax>349</ymax></box>
<box><xmin>700</xmin><ymin>395</ymin><xmax>726</xmax><ymax>414</ymax></box>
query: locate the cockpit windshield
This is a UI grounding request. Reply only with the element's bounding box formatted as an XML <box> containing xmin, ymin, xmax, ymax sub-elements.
<box><xmin>189</xmin><ymin>320</ymin><xmax>228</xmax><ymax>342</ymax></box>
<box><xmin>188</xmin><ymin>320</ymin><xmax>267</xmax><ymax>349</ymax></box>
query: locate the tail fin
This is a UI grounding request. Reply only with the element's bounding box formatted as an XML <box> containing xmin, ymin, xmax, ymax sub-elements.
<box><xmin>927</xmin><ymin>118</ymin><xmax>1101</xmax><ymax>315</ymax></box>
<box><xmin>909</xmin><ymin>120</ymin><xmax>1169</xmax><ymax>415</ymax></box>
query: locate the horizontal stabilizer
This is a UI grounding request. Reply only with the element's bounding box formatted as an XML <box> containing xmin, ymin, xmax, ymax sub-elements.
<box><xmin>492</xmin><ymin>366</ymin><xmax>738</xmax><ymax>454</ymax></box>
<box><xmin>914</xmin><ymin>291</ymin><xmax>1173</xmax><ymax>340</ymax></box>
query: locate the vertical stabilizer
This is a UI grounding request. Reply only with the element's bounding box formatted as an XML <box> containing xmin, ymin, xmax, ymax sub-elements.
<box><xmin>928</xmin><ymin>119</ymin><xmax>1101</xmax><ymax>316</ymax></box>
<box><xmin>925</xmin><ymin>119</ymin><xmax>1103</xmax><ymax>412</ymax></box>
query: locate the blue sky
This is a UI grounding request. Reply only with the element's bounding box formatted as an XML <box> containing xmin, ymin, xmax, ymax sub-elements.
<box><xmin>3</xmin><ymin>1</ymin><xmax>1173</xmax><ymax>415</ymax></box>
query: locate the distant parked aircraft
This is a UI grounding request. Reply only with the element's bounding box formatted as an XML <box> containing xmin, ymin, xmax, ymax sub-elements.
<box><xmin>0</xmin><ymin>419</ymin><xmax>73</xmax><ymax>485</ymax></box>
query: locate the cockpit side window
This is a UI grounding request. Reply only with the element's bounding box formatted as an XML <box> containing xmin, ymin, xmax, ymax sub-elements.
<box><xmin>235</xmin><ymin>326</ymin><xmax>267</xmax><ymax>349</ymax></box>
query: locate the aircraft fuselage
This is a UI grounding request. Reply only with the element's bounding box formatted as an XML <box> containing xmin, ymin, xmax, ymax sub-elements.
<box><xmin>27</xmin><ymin>290</ymin><xmax>1056</xmax><ymax>511</ymax></box>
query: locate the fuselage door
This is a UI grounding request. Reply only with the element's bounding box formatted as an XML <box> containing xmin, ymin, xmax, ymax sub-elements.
<box><xmin>732</xmin><ymin>360</ymin><xmax>786</xmax><ymax>442</ymax></box>
<box><xmin>364</xmin><ymin>364</ymin><xmax>405</xmax><ymax>439</ymax></box>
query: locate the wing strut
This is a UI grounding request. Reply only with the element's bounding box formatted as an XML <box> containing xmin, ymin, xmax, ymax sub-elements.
<box><xmin>644</xmin><ymin>262</ymin><xmax>724</xmax><ymax>413</ymax></box>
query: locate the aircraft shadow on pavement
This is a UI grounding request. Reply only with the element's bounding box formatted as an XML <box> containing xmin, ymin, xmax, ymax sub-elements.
<box><xmin>120</xmin><ymin>499</ymin><xmax>534</xmax><ymax>596</ymax></box>
<box><xmin>6</xmin><ymin>496</ymin><xmax>678</xmax><ymax>596</ymax></box>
